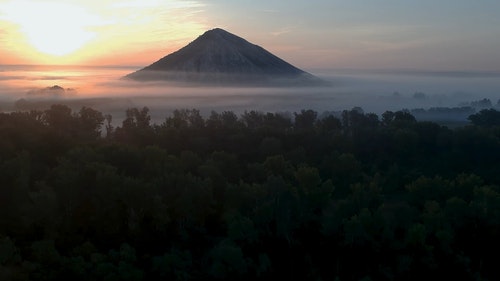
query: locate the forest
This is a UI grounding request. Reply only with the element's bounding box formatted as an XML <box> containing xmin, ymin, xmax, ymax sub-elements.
<box><xmin>1</xmin><ymin>104</ymin><xmax>500</xmax><ymax>280</ymax></box>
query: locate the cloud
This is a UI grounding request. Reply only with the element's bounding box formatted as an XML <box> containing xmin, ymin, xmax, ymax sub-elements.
<box><xmin>0</xmin><ymin>75</ymin><xmax>25</xmax><ymax>80</ymax></box>
<box><xmin>270</xmin><ymin>26</ymin><xmax>295</xmax><ymax>37</ymax></box>
<box><xmin>36</xmin><ymin>76</ymin><xmax>72</xmax><ymax>81</ymax></box>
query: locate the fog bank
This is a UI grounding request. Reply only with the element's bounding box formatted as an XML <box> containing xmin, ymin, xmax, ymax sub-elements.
<box><xmin>1</xmin><ymin>65</ymin><xmax>499</xmax><ymax>125</ymax></box>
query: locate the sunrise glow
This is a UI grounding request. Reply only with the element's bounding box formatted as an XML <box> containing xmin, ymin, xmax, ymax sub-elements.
<box><xmin>3</xmin><ymin>1</ymin><xmax>100</xmax><ymax>56</ymax></box>
<box><xmin>0</xmin><ymin>0</ymin><xmax>206</xmax><ymax>65</ymax></box>
<box><xmin>0</xmin><ymin>0</ymin><xmax>499</xmax><ymax>70</ymax></box>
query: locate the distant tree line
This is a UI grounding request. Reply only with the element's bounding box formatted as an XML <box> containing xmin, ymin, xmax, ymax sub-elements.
<box><xmin>1</xmin><ymin>105</ymin><xmax>500</xmax><ymax>280</ymax></box>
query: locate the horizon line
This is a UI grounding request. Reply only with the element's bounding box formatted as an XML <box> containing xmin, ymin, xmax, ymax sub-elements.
<box><xmin>2</xmin><ymin>64</ymin><xmax>500</xmax><ymax>77</ymax></box>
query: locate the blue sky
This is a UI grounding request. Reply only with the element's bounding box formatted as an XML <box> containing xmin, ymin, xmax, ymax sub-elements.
<box><xmin>204</xmin><ymin>0</ymin><xmax>500</xmax><ymax>71</ymax></box>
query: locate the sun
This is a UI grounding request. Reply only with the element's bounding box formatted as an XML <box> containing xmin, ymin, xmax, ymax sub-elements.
<box><xmin>3</xmin><ymin>1</ymin><xmax>101</xmax><ymax>57</ymax></box>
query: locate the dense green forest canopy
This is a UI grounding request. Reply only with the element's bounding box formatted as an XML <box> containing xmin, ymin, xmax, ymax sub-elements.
<box><xmin>1</xmin><ymin>105</ymin><xmax>500</xmax><ymax>280</ymax></box>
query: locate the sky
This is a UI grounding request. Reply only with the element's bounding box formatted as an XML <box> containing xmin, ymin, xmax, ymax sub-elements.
<box><xmin>0</xmin><ymin>0</ymin><xmax>500</xmax><ymax>71</ymax></box>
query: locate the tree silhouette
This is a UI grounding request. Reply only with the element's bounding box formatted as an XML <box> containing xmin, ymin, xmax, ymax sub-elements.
<box><xmin>468</xmin><ymin>108</ymin><xmax>500</xmax><ymax>127</ymax></box>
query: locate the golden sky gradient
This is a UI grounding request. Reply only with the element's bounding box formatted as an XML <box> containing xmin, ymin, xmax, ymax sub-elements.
<box><xmin>1</xmin><ymin>1</ymin><xmax>500</xmax><ymax>71</ymax></box>
<box><xmin>0</xmin><ymin>0</ymin><xmax>207</xmax><ymax>65</ymax></box>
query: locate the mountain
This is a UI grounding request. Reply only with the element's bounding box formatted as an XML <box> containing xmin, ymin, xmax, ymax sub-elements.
<box><xmin>125</xmin><ymin>28</ymin><xmax>326</xmax><ymax>86</ymax></box>
<box><xmin>26</xmin><ymin>85</ymin><xmax>76</xmax><ymax>97</ymax></box>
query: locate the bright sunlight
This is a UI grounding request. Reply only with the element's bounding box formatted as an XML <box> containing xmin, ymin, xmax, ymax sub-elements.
<box><xmin>2</xmin><ymin>1</ymin><xmax>102</xmax><ymax>56</ymax></box>
<box><xmin>0</xmin><ymin>0</ymin><xmax>206</xmax><ymax>65</ymax></box>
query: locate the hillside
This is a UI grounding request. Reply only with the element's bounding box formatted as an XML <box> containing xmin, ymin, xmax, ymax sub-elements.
<box><xmin>126</xmin><ymin>28</ymin><xmax>325</xmax><ymax>86</ymax></box>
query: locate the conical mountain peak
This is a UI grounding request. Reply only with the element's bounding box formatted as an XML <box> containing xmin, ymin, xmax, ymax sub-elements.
<box><xmin>126</xmin><ymin>28</ymin><xmax>325</xmax><ymax>86</ymax></box>
<box><xmin>196</xmin><ymin>28</ymin><xmax>243</xmax><ymax>42</ymax></box>
<box><xmin>202</xmin><ymin>28</ymin><xmax>232</xmax><ymax>36</ymax></box>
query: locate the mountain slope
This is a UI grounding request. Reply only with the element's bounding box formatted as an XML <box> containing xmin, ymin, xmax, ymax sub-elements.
<box><xmin>125</xmin><ymin>28</ymin><xmax>325</xmax><ymax>86</ymax></box>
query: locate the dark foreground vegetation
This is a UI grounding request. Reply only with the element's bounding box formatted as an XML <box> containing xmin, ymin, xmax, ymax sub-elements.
<box><xmin>1</xmin><ymin>105</ymin><xmax>500</xmax><ymax>280</ymax></box>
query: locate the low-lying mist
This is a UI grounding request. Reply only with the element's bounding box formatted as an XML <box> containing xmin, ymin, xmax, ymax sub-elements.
<box><xmin>1</xmin><ymin>65</ymin><xmax>499</xmax><ymax>125</ymax></box>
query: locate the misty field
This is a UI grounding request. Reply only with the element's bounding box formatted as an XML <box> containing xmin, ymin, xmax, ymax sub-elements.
<box><xmin>1</xmin><ymin>65</ymin><xmax>500</xmax><ymax>280</ymax></box>
<box><xmin>1</xmin><ymin>65</ymin><xmax>500</xmax><ymax>125</ymax></box>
